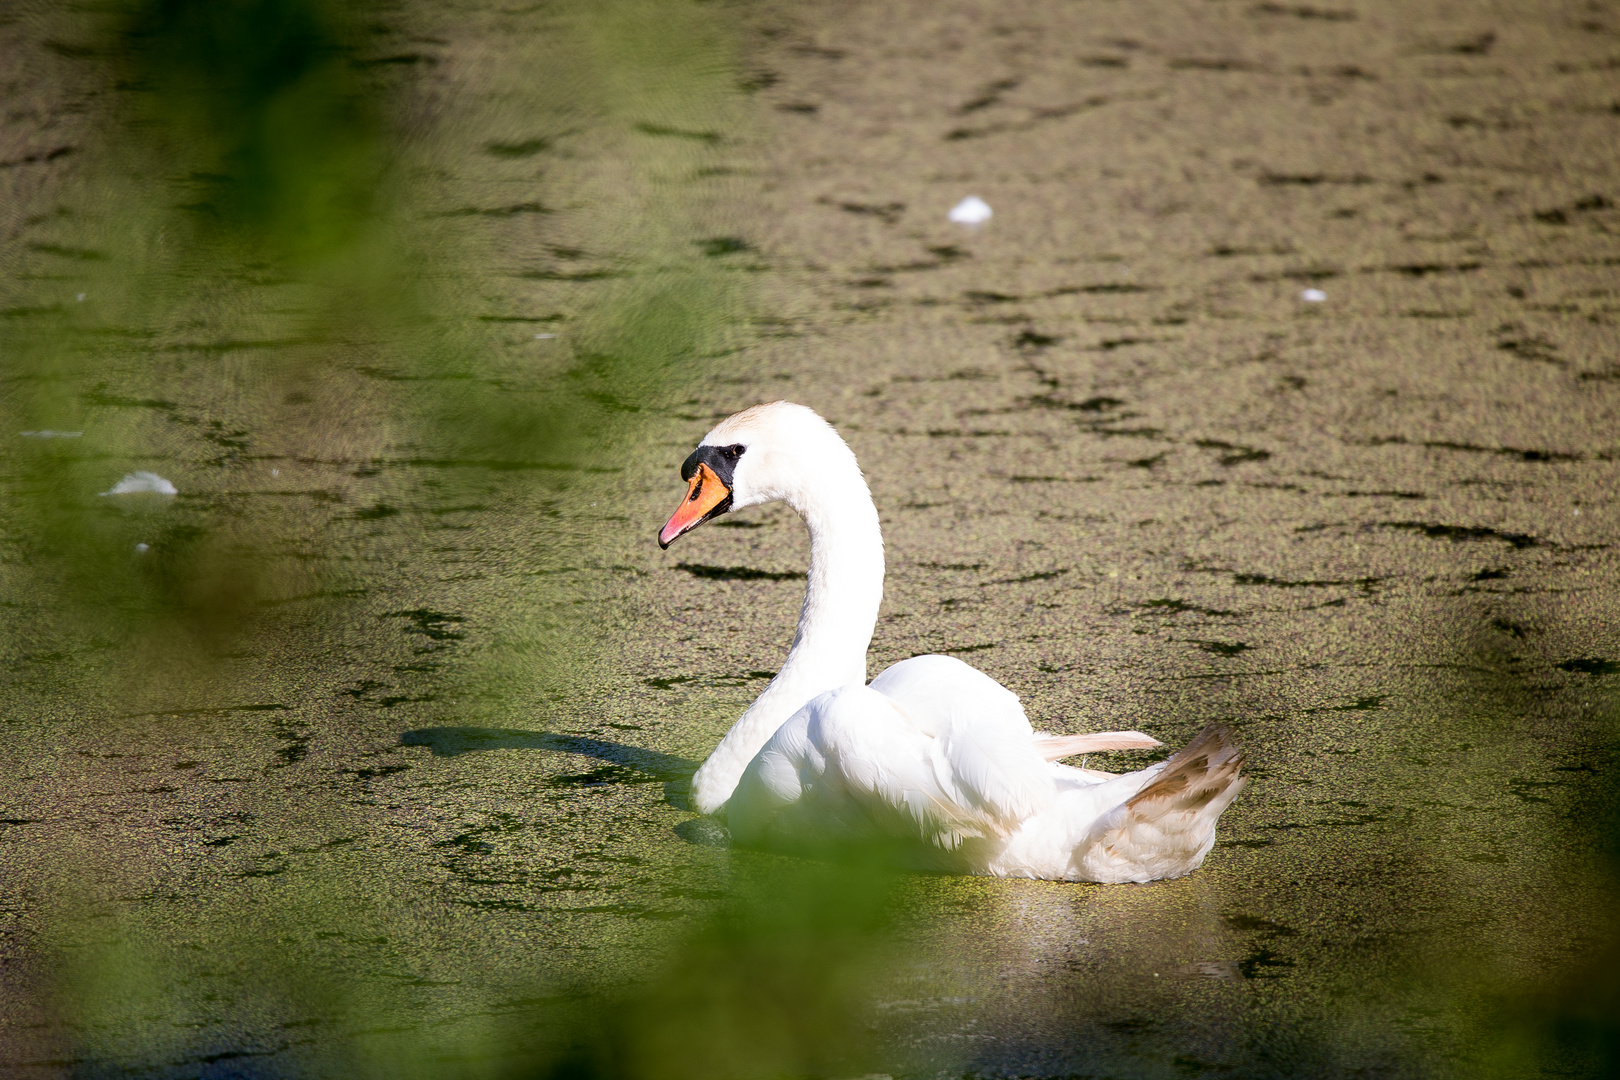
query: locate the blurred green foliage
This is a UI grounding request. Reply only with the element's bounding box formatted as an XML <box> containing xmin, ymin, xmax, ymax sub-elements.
<box><xmin>120</xmin><ymin>0</ymin><xmax>384</xmax><ymax>254</ymax></box>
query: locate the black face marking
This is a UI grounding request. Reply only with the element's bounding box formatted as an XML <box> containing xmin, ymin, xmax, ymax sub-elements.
<box><xmin>680</xmin><ymin>443</ymin><xmax>746</xmax><ymax>487</ymax></box>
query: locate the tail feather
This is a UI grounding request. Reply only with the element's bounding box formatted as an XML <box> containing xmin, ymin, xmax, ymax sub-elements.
<box><xmin>1032</xmin><ymin>730</ymin><xmax>1161</xmax><ymax>760</ymax></box>
<box><xmin>1073</xmin><ymin>724</ymin><xmax>1248</xmax><ymax>883</ymax></box>
<box><xmin>1126</xmin><ymin>724</ymin><xmax>1246</xmax><ymax>814</ymax></box>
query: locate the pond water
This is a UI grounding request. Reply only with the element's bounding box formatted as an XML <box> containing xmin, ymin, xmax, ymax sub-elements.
<box><xmin>2</xmin><ymin>1</ymin><xmax>1618</xmax><ymax>1077</ymax></box>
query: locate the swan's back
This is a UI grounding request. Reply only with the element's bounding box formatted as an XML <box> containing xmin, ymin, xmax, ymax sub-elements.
<box><xmin>870</xmin><ymin>655</ymin><xmax>1056</xmax><ymax>827</ymax></box>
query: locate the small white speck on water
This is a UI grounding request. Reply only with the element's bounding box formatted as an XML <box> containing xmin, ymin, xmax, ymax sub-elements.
<box><xmin>135</xmin><ymin>543</ymin><xmax>150</xmax><ymax>553</ymax></box>
<box><xmin>534</xmin><ymin>333</ymin><xmax>557</xmax><ymax>340</ymax></box>
<box><xmin>76</xmin><ymin>293</ymin><xmax>86</xmax><ymax>302</ymax></box>
<box><xmin>1301</xmin><ymin>288</ymin><xmax>1328</xmax><ymax>302</ymax></box>
<box><xmin>271</xmin><ymin>468</ymin><xmax>280</xmax><ymax>477</ymax></box>
<box><xmin>948</xmin><ymin>195</ymin><xmax>992</xmax><ymax>225</ymax></box>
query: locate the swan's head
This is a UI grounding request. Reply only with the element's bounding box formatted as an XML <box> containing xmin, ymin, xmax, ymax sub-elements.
<box><xmin>658</xmin><ymin>401</ymin><xmax>863</xmax><ymax>548</ymax></box>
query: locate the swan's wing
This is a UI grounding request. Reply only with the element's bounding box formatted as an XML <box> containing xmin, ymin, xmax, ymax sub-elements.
<box><xmin>871</xmin><ymin>654</ymin><xmax>1054</xmax><ymax>827</ymax></box>
<box><xmin>729</xmin><ymin>684</ymin><xmax>1006</xmax><ymax>852</ymax></box>
<box><xmin>870</xmin><ymin>654</ymin><xmax>1032</xmax><ymax>738</ymax></box>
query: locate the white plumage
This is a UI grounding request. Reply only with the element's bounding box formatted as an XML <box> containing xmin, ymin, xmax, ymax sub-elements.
<box><xmin>659</xmin><ymin>401</ymin><xmax>1246</xmax><ymax>883</ymax></box>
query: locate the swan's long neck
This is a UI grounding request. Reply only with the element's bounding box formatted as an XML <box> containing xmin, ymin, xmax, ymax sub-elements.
<box><xmin>689</xmin><ymin>474</ymin><xmax>884</xmax><ymax>815</ymax></box>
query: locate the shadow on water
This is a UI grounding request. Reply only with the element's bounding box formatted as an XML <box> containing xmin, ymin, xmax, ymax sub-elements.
<box><xmin>401</xmin><ymin>726</ymin><xmax>700</xmax><ymax>810</ymax></box>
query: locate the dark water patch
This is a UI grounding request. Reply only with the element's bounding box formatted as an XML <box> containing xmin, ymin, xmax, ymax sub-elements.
<box><xmin>634</xmin><ymin>122</ymin><xmax>721</xmax><ymax>143</ymax></box>
<box><xmin>945</xmin><ymin>97</ymin><xmax>1109</xmax><ymax>140</ymax></box>
<box><xmin>1194</xmin><ymin>640</ymin><xmax>1252</xmax><ymax>657</ymax></box>
<box><xmin>386</xmin><ymin>608</ymin><xmax>465</xmax><ymax>641</ymax></box>
<box><xmin>400</xmin><ymin>728</ymin><xmax>696</xmax><ymax>781</ymax></box>
<box><xmin>1047</xmin><ymin>282</ymin><xmax>1152</xmax><ymax>295</ymax></box>
<box><xmin>1444</xmin><ymin>31</ymin><xmax>1496</xmax><ymax>55</ymax></box>
<box><xmin>352</xmin><ymin>503</ymin><xmax>399</xmax><ymax>520</ymax></box>
<box><xmin>1251</xmin><ymin>2</ymin><xmax>1357</xmax><ymax>19</ymax></box>
<box><xmin>1507</xmin><ymin>778</ymin><xmax>1556</xmax><ymax>805</ymax></box>
<box><xmin>1471</xmin><ymin>567</ymin><xmax>1510</xmax><ymax>581</ymax></box>
<box><xmin>832</xmin><ymin>200</ymin><xmax>905</xmax><ymax>224</ymax></box>
<box><xmin>342</xmin><ymin>764</ymin><xmax>409</xmax><ymax>781</ymax></box>
<box><xmin>1249</xmin><ymin>266</ymin><xmax>1338</xmax><ymax>282</ymax></box>
<box><xmin>484</xmin><ymin>137</ymin><xmax>554</xmax><ymax>158</ymax></box>
<box><xmin>355</xmin><ymin>52</ymin><xmax>438</xmax><ymax>67</ymax></box>
<box><xmin>0</xmin><ymin>145</ymin><xmax>75</xmax><ymax>169</ymax></box>
<box><xmin>963</xmin><ymin>290</ymin><xmax>1021</xmax><ymax>303</ymax></box>
<box><xmin>1362</xmin><ymin>435</ymin><xmax>1582</xmax><ymax>462</ymax></box>
<box><xmin>1558</xmin><ymin>658</ymin><xmax>1618</xmax><ymax>676</ymax></box>
<box><xmin>1139</xmin><ymin>598</ymin><xmax>1236</xmax><ymax>617</ymax></box>
<box><xmin>477</xmin><ymin>313</ymin><xmax>566</xmax><ymax>323</ymax></box>
<box><xmin>674</xmin><ymin>563</ymin><xmax>804</xmax><ymax>582</ymax></box>
<box><xmin>1</xmin><ymin>305</ymin><xmax>64</xmax><ymax>317</ymax></box>
<box><xmin>1335</xmin><ymin>490</ymin><xmax>1426</xmax><ymax>500</ymax></box>
<box><xmin>716</xmin><ymin>519</ymin><xmax>765</xmax><ymax>529</ymax></box>
<box><xmin>1218</xmin><ymin>838</ymin><xmax>1274</xmax><ymax>848</ymax></box>
<box><xmin>1305</xmin><ymin>695</ymin><xmax>1386</xmax><ymax>713</ymax></box>
<box><xmin>1239</xmin><ymin>947</ymin><xmax>1296</xmax><ymax>979</ymax></box>
<box><xmin>455</xmin><ymin>897</ymin><xmax>544</xmax><ymax>913</ymax></box>
<box><xmin>1093</xmin><ymin>427</ymin><xmax>1165</xmax><ymax>441</ymax></box>
<box><xmin>942</xmin><ymin>643</ymin><xmax>997</xmax><ymax>654</ymax></box>
<box><xmin>518</xmin><ymin>268</ymin><xmax>629</xmax><ymax>281</ymax></box>
<box><xmin>1403</xmin><ymin>308</ymin><xmax>1471</xmax><ymax>319</ymax></box>
<box><xmin>696</xmin><ymin>236</ymin><xmax>752</xmax><ymax>257</ymax></box>
<box><xmin>1007</xmin><ymin>474</ymin><xmax>1100</xmax><ymax>483</ymax></box>
<box><xmin>1171</xmin><ymin>57</ymin><xmax>1265</xmax><ymax>72</ymax></box>
<box><xmin>26</xmin><ymin>242</ymin><xmax>105</xmax><ymax>261</ymax></box>
<box><xmin>1014</xmin><ymin>330</ymin><xmax>1060</xmax><ymax>349</ymax></box>
<box><xmin>1496</xmin><ymin>330</ymin><xmax>1562</xmax><ymax>365</ymax></box>
<box><xmin>987</xmin><ymin>570</ymin><xmax>1068</xmax><ymax>584</ymax></box>
<box><xmin>162</xmin><ymin>337</ymin><xmax>311</xmax><ymax>353</ymax></box>
<box><xmin>1211</xmin><ymin>243</ymin><xmax>1295</xmax><ymax>257</ymax></box>
<box><xmin>1129</xmin><ymin>452</ymin><xmax>1167</xmax><ymax>467</ymax></box>
<box><xmin>956</xmin><ymin>77</ymin><xmax>1020</xmax><ymax>114</ymax></box>
<box><xmin>1383</xmin><ymin>262</ymin><xmax>1483</xmax><ymax>277</ymax></box>
<box><xmin>271</xmin><ymin>718</ymin><xmax>310</xmax><ymax>766</ymax></box>
<box><xmin>1380</xmin><ymin>522</ymin><xmax>1542</xmax><ymax>549</ymax></box>
<box><xmin>918</xmin><ymin>561</ymin><xmax>985</xmax><ymax>571</ymax></box>
<box><xmin>1196</xmin><ymin>439</ymin><xmax>1270</xmax><ymax>466</ymax></box>
<box><xmin>1257</xmin><ymin>171</ymin><xmax>1373</xmax><ymax>185</ymax></box>
<box><xmin>431</xmin><ymin>202</ymin><xmax>552</xmax><ymax>218</ymax></box>
<box><xmin>1023</xmin><ymin>393</ymin><xmax>1125</xmax><ymax>413</ymax></box>
<box><xmin>1233</xmin><ymin>573</ymin><xmax>1378</xmax><ymax>589</ymax></box>
<box><xmin>1091</xmin><ymin>336</ymin><xmax>1162</xmax><ymax>351</ymax></box>
<box><xmin>0</xmin><ymin>818</ymin><xmax>42</xmax><ymax>827</ymax></box>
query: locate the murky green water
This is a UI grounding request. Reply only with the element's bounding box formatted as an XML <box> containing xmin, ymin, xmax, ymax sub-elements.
<box><xmin>3</xmin><ymin>1</ymin><xmax>1619</xmax><ymax>1077</ymax></box>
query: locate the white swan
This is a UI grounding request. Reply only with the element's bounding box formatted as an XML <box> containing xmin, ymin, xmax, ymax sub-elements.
<box><xmin>658</xmin><ymin>401</ymin><xmax>1246</xmax><ymax>882</ymax></box>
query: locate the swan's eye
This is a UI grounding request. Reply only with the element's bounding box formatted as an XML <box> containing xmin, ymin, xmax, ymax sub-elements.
<box><xmin>725</xmin><ymin>444</ymin><xmax>745</xmax><ymax>459</ymax></box>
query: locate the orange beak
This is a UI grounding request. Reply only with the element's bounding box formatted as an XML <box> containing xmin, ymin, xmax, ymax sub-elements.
<box><xmin>659</xmin><ymin>462</ymin><xmax>732</xmax><ymax>548</ymax></box>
